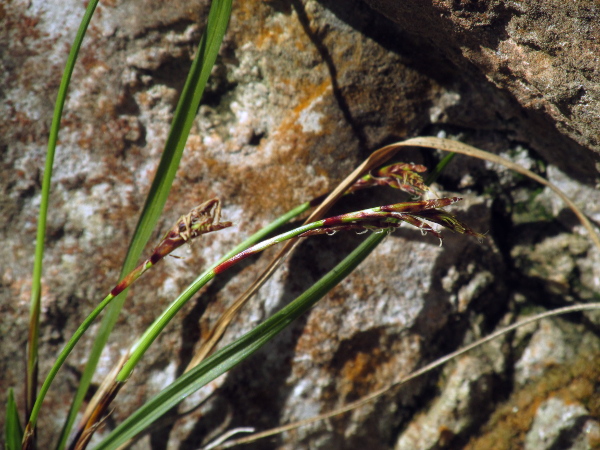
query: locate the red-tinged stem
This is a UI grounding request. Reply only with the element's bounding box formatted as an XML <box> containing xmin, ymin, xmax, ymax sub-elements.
<box><xmin>110</xmin><ymin>261</ymin><xmax>153</xmax><ymax>297</ymax></box>
<box><xmin>25</xmin><ymin>212</ymin><xmax>231</xmax><ymax>437</ymax></box>
<box><xmin>119</xmin><ymin>198</ymin><xmax>479</xmax><ymax>387</ymax></box>
<box><xmin>214</xmin><ymin>198</ymin><xmax>464</xmax><ymax>275</ymax></box>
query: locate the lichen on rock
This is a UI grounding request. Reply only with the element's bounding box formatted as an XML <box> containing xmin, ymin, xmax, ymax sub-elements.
<box><xmin>1</xmin><ymin>0</ymin><xmax>599</xmax><ymax>448</ymax></box>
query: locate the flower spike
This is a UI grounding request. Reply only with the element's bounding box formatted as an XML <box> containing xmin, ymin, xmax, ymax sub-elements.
<box><xmin>348</xmin><ymin>163</ymin><xmax>429</xmax><ymax>196</ymax></box>
<box><xmin>111</xmin><ymin>199</ymin><xmax>231</xmax><ymax>297</ymax></box>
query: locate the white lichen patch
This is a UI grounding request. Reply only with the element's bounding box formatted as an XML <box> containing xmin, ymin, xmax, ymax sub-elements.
<box><xmin>525</xmin><ymin>396</ymin><xmax>600</xmax><ymax>450</ymax></box>
<box><xmin>539</xmin><ymin>165</ymin><xmax>600</xmax><ymax>221</ymax></box>
<box><xmin>297</xmin><ymin>94</ymin><xmax>327</xmax><ymax>134</ymax></box>
<box><xmin>148</xmin><ymin>361</ymin><xmax>177</xmax><ymax>392</ymax></box>
<box><xmin>515</xmin><ymin>319</ymin><xmax>567</xmax><ymax>385</ymax></box>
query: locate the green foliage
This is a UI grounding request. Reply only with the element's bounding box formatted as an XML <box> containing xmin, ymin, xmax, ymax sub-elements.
<box><xmin>96</xmin><ymin>233</ymin><xmax>386</xmax><ymax>449</ymax></box>
<box><xmin>16</xmin><ymin>0</ymin><xmax>234</xmax><ymax>448</ymax></box>
<box><xmin>4</xmin><ymin>389</ymin><xmax>23</xmax><ymax>450</ymax></box>
<box><xmin>10</xmin><ymin>0</ymin><xmax>596</xmax><ymax>448</ymax></box>
<box><xmin>56</xmin><ymin>0</ymin><xmax>233</xmax><ymax>446</ymax></box>
<box><xmin>26</xmin><ymin>0</ymin><xmax>100</xmax><ymax>429</ymax></box>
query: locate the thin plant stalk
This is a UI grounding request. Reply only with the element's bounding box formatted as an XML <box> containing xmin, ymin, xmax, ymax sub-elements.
<box><xmin>95</xmin><ymin>231</ymin><xmax>390</xmax><ymax>450</ymax></box>
<box><xmin>424</xmin><ymin>151</ymin><xmax>455</xmax><ymax>186</ymax></box>
<box><xmin>55</xmin><ymin>1</ymin><xmax>233</xmax><ymax>447</ymax></box>
<box><xmin>213</xmin><ymin>302</ymin><xmax>600</xmax><ymax>449</ymax></box>
<box><xmin>25</xmin><ymin>0</ymin><xmax>100</xmax><ymax>429</ymax></box>
<box><xmin>186</xmin><ymin>145</ymin><xmax>427</xmax><ymax>373</ymax></box>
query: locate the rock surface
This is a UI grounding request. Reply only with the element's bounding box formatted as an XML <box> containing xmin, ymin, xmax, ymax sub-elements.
<box><xmin>362</xmin><ymin>0</ymin><xmax>600</xmax><ymax>181</ymax></box>
<box><xmin>1</xmin><ymin>0</ymin><xmax>599</xmax><ymax>449</ymax></box>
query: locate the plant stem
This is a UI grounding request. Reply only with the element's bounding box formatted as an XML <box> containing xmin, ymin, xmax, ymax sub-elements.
<box><xmin>96</xmin><ymin>233</ymin><xmax>387</xmax><ymax>450</ymax></box>
<box><xmin>55</xmin><ymin>1</ymin><xmax>233</xmax><ymax>447</ymax></box>
<box><xmin>23</xmin><ymin>2</ymin><xmax>100</xmax><ymax>448</ymax></box>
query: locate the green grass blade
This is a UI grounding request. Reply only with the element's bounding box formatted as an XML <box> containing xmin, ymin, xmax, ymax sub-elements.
<box><xmin>56</xmin><ymin>0</ymin><xmax>233</xmax><ymax>447</ymax></box>
<box><xmin>96</xmin><ymin>232</ymin><xmax>386</xmax><ymax>449</ymax></box>
<box><xmin>116</xmin><ymin>202</ymin><xmax>310</xmax><ymax>382</ymax></box>
<box><xmin>25</xmin><ymin>0</ymin><xmax>100</xmax><ymax>424</ymax></box>
<box><xmin>5</xmin><ymin>388</ymin><xmax>23</xmax><ymax>450</ymax></box>
<box><xmin>119</xmin><ymin>0</ymin><xmax>233</xmax><ymax>277</ymax></box>
<box><xmin>101</xmin><ymin>151</ymin><xmax>454</xmax><ymax>445</ymax></box>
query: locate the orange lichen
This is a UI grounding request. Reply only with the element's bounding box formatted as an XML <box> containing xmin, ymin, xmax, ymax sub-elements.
<box><xmin>339</xmin><ymin>349</ymin><xmax>385</xmax><ymax>400</ymax></box>
<box><xmin>291</xmin><ymin>80</ymin><xmax>331</xmax><ymax>115</ymax></box>
<box><xmin>465</xmin><ymin>351</ymin><xmax>600</xmax><ymax>450</ymax></box>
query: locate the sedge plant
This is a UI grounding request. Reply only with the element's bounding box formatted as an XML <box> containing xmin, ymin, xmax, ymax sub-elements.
<box><xmin>12</xmin><ymin>0</ymin><xmax>234</xmax><ymax>447</ymax></box>
<box><xmin>7</xmin><ymin>0</ymin><xmax>483</xmax><ymax>443</ymax></box>
<box><xmin>18</xmin><ymin>160</ymin><xmax>483</xmax><ymax>449</ymax></box>
<box><xmin>5</xmin><ymin>0</ymin><xmax>600</xmax><ymax>448</ymax></box>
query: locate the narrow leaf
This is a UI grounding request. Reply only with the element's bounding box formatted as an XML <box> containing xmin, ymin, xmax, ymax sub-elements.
<box><xmin>56</xmin><ymin>0</ymin><xmax>233</xmax><ymax>447</ymax></box>
<box><xmin>25</xmin><ymin>0</ymin><xmax>100</xmax><ymax>429</ymax></box>
<box><xmin>5</xmin><ymin>388</ymin><xmax>23</xmax><ymax>450</ymax></box>
<box><xmin>96</xmin><ymin>233</ymin><xmax>386</xmax><ymax>450</ymax></box>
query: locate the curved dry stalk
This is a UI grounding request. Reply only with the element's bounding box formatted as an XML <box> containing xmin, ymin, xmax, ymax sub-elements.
<box><xmin>403</xmin><ymin>137</ymin><xmax>600</xmax><ymax>251</ymax></box>
<box><xmin>186</xmin><ymin>136</ymin><xmax>600</xmax><ymax>372</ymax></box>
<box><xmin>212</xmin><ymin>302</ymin><xmax>600</xmax><ymax>449</ymax></box>
<box><xmin>183</xmin><ymin>142</ymin><xmax>412</xmax><ymax>371</ymax></box>
<box><xmin>68</xmin><ymin>353</ymin><xmax>128</xmax><ymax>450</ymax></box>
<box><xmin>203</xmin><ymin>428</ymin><xmax>256</xmax><ymax>450</ymax></box>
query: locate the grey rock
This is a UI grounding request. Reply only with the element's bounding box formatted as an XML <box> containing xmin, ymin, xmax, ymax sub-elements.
<box><xmin>525</xmin><ymin>396</ymin><xmax>600</xmax><ymax>450</ymax></box>
<box><xmin>1</xmin><ymin>0</ymin><xmax>599</xmax><ymax>449</ymax></box>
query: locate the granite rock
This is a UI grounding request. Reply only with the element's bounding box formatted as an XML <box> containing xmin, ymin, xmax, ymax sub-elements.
<box><xmin>1</xmin><ymin>1</ymin><xmax>599</xmax><ymax>449</ymax></box>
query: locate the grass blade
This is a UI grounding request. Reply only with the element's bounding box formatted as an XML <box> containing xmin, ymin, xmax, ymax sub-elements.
<box><xmin>95</xmin><ymin>232</ymin><xmax>386</xmax><ymax>449</ymax></box>
<box><xmin>55</xmin><ymin>0</ymin><xmax>233</xmax><ymax>447</ymax></box>
<box><xmin>424</xmin><ymin>151</ymin><xmax>455</xmax><ymax>186</ymax></box>
<box><xmin>22</xmin><ymin>201</ymin><xmax>307</xmax><ymax>447</ymax></box>
<box><xmin>5</xmin><ymin>389</ymin><xmax>23</xmax><ymax>450</ymax></box>
<box><xmin>25</xmin><ymin>0</ymin><xmax>100</xmax><ymax>427</ymax></box>
<box><xmin>92</xmin><ymin>140</ymin><xmax>462</xmax><ymax>447</ymax></box>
